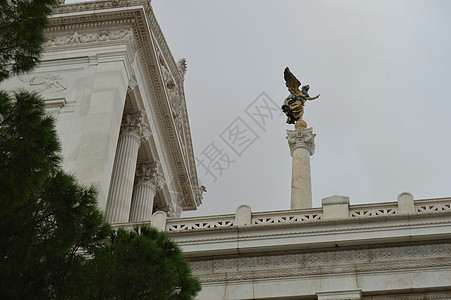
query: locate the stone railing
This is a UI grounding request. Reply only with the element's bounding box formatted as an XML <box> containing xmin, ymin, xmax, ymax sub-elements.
<box><xmin>349</xmin><ymin>202</ymin><xmax>398</xmax><ymax>218</ymax></box>
<box><xmin>415</xmin><ymin>197</ymin><xmax>451</xmax><ymax>213</ymax></box>
<box><xmin>166</xmin><ymin>214</ymin><xmax>235</xmax><ymax>232</ymax></box>
<box><xmin>251</xmin><ymin>208</ymin><xmax>323</xmax><ymax>225</ymax></box>
<box><xmin>111</xmin><ymin>194</ymin><xmax>451</xmax><ymax>233</ymax></box>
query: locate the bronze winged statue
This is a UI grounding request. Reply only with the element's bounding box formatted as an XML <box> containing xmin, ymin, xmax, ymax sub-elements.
<box><xmin>282</xmin><ymin>67</ymin><xmax>320</xmax><ymax>128</ymax></box>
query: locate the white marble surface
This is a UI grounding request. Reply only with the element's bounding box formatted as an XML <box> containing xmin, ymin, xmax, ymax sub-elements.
<box><xmin>287</xmin><ymin>126</ymin><xmax>316</xmax><ymax>209</ymax></box>
<box><xmin>129</xmin><ymin>196</ymin><xmax>451</xmax><ymax>300</ymax></box>
<box><xmin>1</xmin><ymin>0</ymin><xmax>203</xmax><ymax>214</ymax></box>
<box><xmin>290</xmin><ymin>146</ymin><xmax>313</xmax><ymax>209</ymax></box>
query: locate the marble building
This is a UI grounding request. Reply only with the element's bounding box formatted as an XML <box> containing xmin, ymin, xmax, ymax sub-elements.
<box><xmin>2</xmin><ymin>0</ymin><xmax>204</xmax><ymax>221</ymax></box>
<box><xmin>2</xmin><ymin>1</ymin><xmax>451</xmax><ymax>299</ymax></box>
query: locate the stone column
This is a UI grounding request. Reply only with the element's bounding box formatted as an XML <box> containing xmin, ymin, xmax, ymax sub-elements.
<box><xmin>129</xmin><ymin>161</ymin><xmax>165</xmax><ymax>222</ymax></box>
<box><xmin>286</xmin><ymin>126</ymin><xmax>316</xmax><ymax>209</ymax></box>
<box><xmin>105</xmin><ymin>111</ymin><xmax>151</xmax><ymax>223</ymax></box>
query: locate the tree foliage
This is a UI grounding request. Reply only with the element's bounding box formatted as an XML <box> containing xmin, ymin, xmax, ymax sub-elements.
<box><xmin>0</xmin><ymin>0</ymin><xmax>58</xmax><ymax>81</ymax></box>
<box><xmin>0</xmin><ymin>93</ymin><xmax>201</xmax><ymax>298</ymax></box>
<box><xmin>0</xmin><ymin>90</ymin><xmax>111</xmax><ymax>298</ymax></box>
<box><xmin>80</xmin><ymin>226</ymin><xmax>201</xmax><ymax>299</ymax></box>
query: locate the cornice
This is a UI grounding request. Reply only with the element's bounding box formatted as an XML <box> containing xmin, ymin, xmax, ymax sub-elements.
<box><xmin>52</xmin><ymin>0</ymin><xmax>147</xmax><ymax>15</ymax></box>
<box><xmin>143</xmin><ymin>5</ymin><xmax>200</xmax><ymax>208</ymax></box>
<box><xmin>46</xmin><ymin>1</ymin><xmax>201</xmax><ymax>210</ymax></box>
<box><xmin>171</xmin><ymin>216</ymin><xmax>451</xmax><ymax>247</ymax></box>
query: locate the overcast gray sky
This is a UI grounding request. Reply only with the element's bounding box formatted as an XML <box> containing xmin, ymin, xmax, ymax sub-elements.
<box><xmin>150</xmin><ymin>0</ymin><xmax>451</xmax><ymax>217</ymax></box>
<box><xmin>69</xmin><ymin>0</ymin><xmax>451</xmax><ymax>216</ymax></box>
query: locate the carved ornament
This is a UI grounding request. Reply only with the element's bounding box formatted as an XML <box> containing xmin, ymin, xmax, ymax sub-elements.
<box><xmin>44</xmin><ymin>28</ymin><xmax>134</xmax><ymax>48</ymax></box>
<box><xmin>46</xmin><ymin>0</ymin><xmax>202</xmax><ymax>210</ymax></box>
<box><xmin>286</xmin><ymin>126</ymin><xmax>316</xmax><ymax>156</ymax></box>
<box><xmin>121</xmin><ymin>110</ymin><xmax>151</xmax><ymax>142</ymax></box>
<box><xmin>190</xmin><ymin>243</ymin><xmax>451</xmax><ymax>283</ymax></box>
<box><xmin>19</xmin><ymin>74</ymin><xmax>68</xmax><ymax>94</ymax></box>
<box><xmin>177</xmin><ymin>58</ymin><xmax>187</xmax><ymax>81</ymax></box>
<box><xmin>135</xmin><ymin>161</ymin><xmax>166</xmax><ymax>193</ymax></box>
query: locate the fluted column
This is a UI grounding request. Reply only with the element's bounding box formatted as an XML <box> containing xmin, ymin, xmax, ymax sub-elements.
<box><xmin>287</xmin><ymin>126</ymin><xmax>316</xmax><ymax>209</ymax></box>
<box><xmin>105</xmin><ymin>111</ymin><xmax>151</xmax><ymax>223</ymax></box>
<box><xmin>129</xmin><ymin>161</ymin><xmax>165</xmax><ymax>222</ymax></box>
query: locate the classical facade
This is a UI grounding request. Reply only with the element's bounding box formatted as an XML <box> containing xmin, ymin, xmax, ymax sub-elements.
<box><xmin>2</xmin><ymin>1</ymin><xmax>451</xmax><ymax>299</ymax></box>
<box><xmin>2</xmin><ymin>0</ymin><xmax>204</xmax><ymax>220</ymax></box>
<box><xmin>139</xmin><ymin>194</ymin><xmax>451</xmax><ymax>300</ymax></box>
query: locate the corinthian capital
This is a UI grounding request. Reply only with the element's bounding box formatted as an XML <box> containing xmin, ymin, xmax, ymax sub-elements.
<box><xmin>121</xmin><ymin>110</ymin><xmax>151</xmax><ymax>142</ymax></box>
<box><xmin>135</xmin><ymin>161</ymin><xmax>166</xmax><ymax>192</ymax></box>
<box><xmin>286</xmin><ymin>126</ymin><xmax>316</xmax><ymax>156</ymax></box>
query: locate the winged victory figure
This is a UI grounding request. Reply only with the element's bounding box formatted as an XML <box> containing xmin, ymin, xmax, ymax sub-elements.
<box><xmin>281</xmin><ymin>67</ymin><xmax>320</xmax><ymax>128</ymax></box>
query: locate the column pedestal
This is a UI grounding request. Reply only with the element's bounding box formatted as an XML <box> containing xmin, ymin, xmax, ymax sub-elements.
<box><xmin>105</xmin><ymin>111</ymin><xmax>150</xmax><ymax>223</ymax></box>
<box><xmin>129</xmin><ymin>162</ymin><xmax>165</xmax><ymax>222</ymax></box>
<box><xmin>286</xmin><ymin>126</ymin><xmax>316</xmax><ymax>209</ymax></box>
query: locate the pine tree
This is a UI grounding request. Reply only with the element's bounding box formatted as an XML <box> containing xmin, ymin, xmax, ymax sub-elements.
<box><xmin>0</xmin><ymin>0</ymin><xmax>58</xmax><ymax>81</ymax></box>
<box><xmin>80</xmin><ymin>226</ymin><xmax>201</xmax><ymax>300</ymax></box>
<box><xmin>0</xmin><ymin>91</ymin><xmax>200</xmax><ymax>299</ymax></box>
<box><xmin>0</xmin><ymin>91</ymin><xmax>111</xmax><ymax>298</ymax></box>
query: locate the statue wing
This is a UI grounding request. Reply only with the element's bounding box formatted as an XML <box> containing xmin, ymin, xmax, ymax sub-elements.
<box><xmin>284</xmin><ymin>67</ymin><xmax>301</xmax><ymax>96</ymax></box>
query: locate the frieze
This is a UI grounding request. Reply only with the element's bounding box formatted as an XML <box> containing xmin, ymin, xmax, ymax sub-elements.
<box><xmin>44</xmin><ymin>28</ymin><xmax>134</xmax><ymax>48</ymax></box>
<box><xmin>46</xmin><ymin>16</ymin><xmax>133</xmax><ymax>32</ymax></box>
<box><xmin>196</xmin><ymin>259</ymin><xmax>451</xmax><ymax>283</ymax></box>
<box><xmin>190</xmin><ymin>243</ymin><xmax>451</xmax><ymax>283</ymax></box>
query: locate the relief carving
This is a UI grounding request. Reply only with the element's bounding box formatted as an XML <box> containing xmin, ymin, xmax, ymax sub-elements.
<box><xmin>159</xmin><ymin>53</ymin><xmax>189</xmax><ymax>158</ymax></box>
<box><xmin>44</xmin><ymin>29</ymin><xmax>135</xmax><ymax>48</ymax></box>
<box><xmin>135</xmin><ymin>161</ymin><xmax>165</xmax><ymax>193</ymax></box>
<box><xmin>177</xmin><ymin>58</ymin><xmax>187</xmax><ymax>81</ymax></box>
<box><xmin>168</xmin><ymin>200</ymin><xmax>183</xmax><ymax>219</ymax></box>
<box><xmin>190</xmin><ymin>243</ymin><xmax>451</xmax><ymax>283</ymax></box>
<box><xmin>121</xmin><ymin>110</ymin><xmax>151</xmax><ymax>142</ymax></box>
<box><xmin>19</xmin><ymin>74</ymin><xmax>68</xmax><ymax>94</ymax></box>
<box><xmin>286</xmin><ymin>126</ymin><xmax>316</xmax><ymax>156</ymax></box>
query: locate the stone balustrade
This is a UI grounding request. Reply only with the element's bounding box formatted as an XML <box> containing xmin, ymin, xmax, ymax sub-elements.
<box><xmin>110</xmin><ymin>193</ymin><xmax>451</xmax><ymax>233</ymax></box>
<box><xmin>166</xmin><ymin>214</ymin><xmax>235</xmax><ymax>232</ymax></box>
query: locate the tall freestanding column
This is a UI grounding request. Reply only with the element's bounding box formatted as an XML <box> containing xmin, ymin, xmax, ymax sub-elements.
<box><xmin>129</xmin><ymin>161</ymin><xmax>165</xmax><ymax>222</ymax></box>
<box><xmin>105</xmin><ymin>111</ymin><xmax>151</xmax><ymax>223</ymax></box>
<box><xmin>286</xmin><ymin>126</ymin><xmax>316</xmax><ymax>209</ymax></box>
